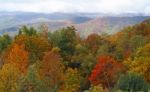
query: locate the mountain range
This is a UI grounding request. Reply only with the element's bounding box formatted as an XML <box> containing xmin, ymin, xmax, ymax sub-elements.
<box><xmin>0</xmin><ymin>11</ymin><xmax>149</xmax><ymax>37</ymax></box>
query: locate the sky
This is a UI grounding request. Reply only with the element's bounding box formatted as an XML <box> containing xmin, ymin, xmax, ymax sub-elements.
<box><xmin>0</xmin><ymin>0</ymin><xmax>150</xmax><ymax>14</ymax></box>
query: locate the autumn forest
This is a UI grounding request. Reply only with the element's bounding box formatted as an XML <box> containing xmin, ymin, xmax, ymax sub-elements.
<box><xmin>0</xmin><ymin>18</ymin><xmax>150</xmax><ymax>92</ymax></box>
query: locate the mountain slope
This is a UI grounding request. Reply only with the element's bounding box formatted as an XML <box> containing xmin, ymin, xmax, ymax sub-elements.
<box><xmin>0</xmin><ymin>12</ymin><xmax>149</xmax><ymax>37</ymax></box>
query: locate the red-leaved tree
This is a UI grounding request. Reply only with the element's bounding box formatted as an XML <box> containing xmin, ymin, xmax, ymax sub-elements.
<box><xmin>89</xmin><ymin>56</ymin><xmax>124</xmax><ymax>88</ymax></box>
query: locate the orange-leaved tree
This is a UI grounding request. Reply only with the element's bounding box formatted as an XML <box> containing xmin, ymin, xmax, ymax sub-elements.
<box><xmin>3</xmin><ymin>43</ymin><xmax>29</xmax><ymax>74</ymax></box>
<box><xmin>39</xmin><ymin>50</ymin><xmax>64</xmax><ymax>91</ymax></box>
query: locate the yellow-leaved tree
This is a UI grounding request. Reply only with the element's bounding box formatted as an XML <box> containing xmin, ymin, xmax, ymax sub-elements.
<box><xmin>124</xmin><ymin>43</ymin><xmax>150</xmax><ymax>83</ymax></box>
<box><xmin>0</xmin><ymin>64</ymin><xmax>21</xmax><ymax>92</ymax></box>
<box><xmin>62</xmin><ymin>68</ymin><xmax>81</xmax><ymax>92</ymax></box>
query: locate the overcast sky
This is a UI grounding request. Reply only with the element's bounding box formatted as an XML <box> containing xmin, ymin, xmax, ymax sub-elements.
<box><xmin>0</xmin><ymin>0</ymin><xmax>150</xmax><ymax>14</ymax></box>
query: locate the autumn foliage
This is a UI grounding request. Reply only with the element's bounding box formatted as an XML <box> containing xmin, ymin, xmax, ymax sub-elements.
<box><xmin>0</xmin><ymin>64</ymin><xmax>21</xmax><ymax>92</ymax></box>
<box><xmin>3</xmin><ymin>43</ymin><xmax>29</xmax><ymax>74</ymax></box>
<box><xmin>39</xmin><ymin>50</ymin><xmax>64</xmax><ymax>91</ymax></box>
<box><xmin>0</xmin><ymin>18</ymin><xmax>150</xmax><ymax>92</ymax></box>
<box><xmin>89</xmin><ymin>56</ymin><xmax>124</xmax><ymax>88</ymax></box>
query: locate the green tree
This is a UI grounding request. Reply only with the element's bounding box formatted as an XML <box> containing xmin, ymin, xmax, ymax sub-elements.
<box><xmin>0</xmin><ymin>34</ymin><xmax>12</xmax><ymax>53</ymax></box>
<box><xmin>58</xmin><ymin>26</ymin><xmax>77</xmax><ymax>57</ymax></box>
<box><xmin>129</xmin><ymin>35</ymin><xmax>147</xmax><ymax>57</ymax></box>
<box><xmin>19</xmin><ymin>64</ymin><xmax>47</xmax><ymax>92</ymax></box>
<box><xmin>19</xmin><ymin>26</ymin><xmax>37</xmax><ymax>36</ymax></box>
<box><xmin>48</xmin><ymin>26</ymin><xmax>77</xmax><ymax>63</ymax></box>
<box><xmin>117</xmin><ymin>72</ymin><xmax>149</xmax><ymax>92</ymax></box>
<box><xmin>72</xmin><ymin>44</ymin><xmax>95</xmax><ymax>91</ymax></box>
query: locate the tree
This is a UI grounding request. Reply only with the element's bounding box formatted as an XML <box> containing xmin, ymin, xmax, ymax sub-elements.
<box><xmin>3</xmin><ymin>43</ymin><xmax>29</xmax><ymax>74</ymax></box>
<box><xmin>14</xmin><ymin>35</ymin><xmax>50</xmax><ymax>64</ymax></box>
<box><xmin>73</xmin><ymin>44</ymin><xmax>96</xmax><ymax>75</ymax></box>
<box><xmin>0</xmin><ymin>64</ymin><xmax>21</xmax><ymax>92</ymax></box>
<box><xmin>25</xmin><ymin>36</ymin><xmax>50</xmax><ymax>63</ymax></box>
<box><xmin>19</xmin><ymin>26</ymin><xmax>37</xmax><ymax>36</ymax></box>
<box><xmin>129</xmin><ymin>35</ymin><xmax>147</xmax><ymax>58</ymax></box>
<box><xmin>115</xmin><ymin>31</ymin><xmax>131</xmax><ymax>60</ymax></box>
<box><xmin>63</xmin><ymin>68</ymin><xmax>81</xmax><ymax>92</ymax></box>
<box><xmin>58</xmin><ymin>26</ymin><xmax>77</xmax><ymax>57</ymax></box>
<box><xmin>0</xmin><ymin>34</ymin><xmax>12</xmax><ymax>53</ymax></box>
<box><xmin>125</xmin><ymin>43</ymin><xmax>150</xmax><ymax>83</ymax></box>
<box><xmin>39</xmin><ymin>23</ymin><xmax>49</xmax><ymax>39</ymax></box>
<box><xmin>97</xmin><ymin>42</ymin><xmax>115</xmax><ymax>58</ymax></box>
<box><xmin>117</xmin><ymin>72</ymin><xmax>149</xmax><ymax>92</ymax></box>
<box><xmin>84</xmin><ymin>34</ymin><xmax>103</xmax><ymax>54</ymax></box>
<box><xmin>39</xmin><ymin>50</ymin><xmax>64</xmax><ymax>91</ymax></box>
<box><xmin>19</xmin><ymin>64</ymin><xmax>47</xmax><ymax>92</ymax></box>
<box><xmin>136</xmin><ymin>43</ymin><xmax>150</xmax><ymax>57</ymax></box>
<box><xmin>129</xmin><ymin>35</ymin><xmax>147</xmax><ymax>51</ymax></box>
<box><xmin>48</xmin><ymin>26</ymin><xmax>77</xmax><ymax>61</ymax></box>
<box><xmin>88</xmin><ymin>84</ymin><xmax>107</xmax><ymax>92</ymax></box>
<box><xmin>72</xmin><ymin>44</ymin><xmax>95</xmax><ymax>91</ymax></box>
<box><xmin>89</xmin><ymin>56</ymin><xmax>124</xmax><ymax>88</ymax></box>
<box><xmin>130</xmin><ymin>21</ymin><xmax>150</xmax><ymax>36</ymax></box>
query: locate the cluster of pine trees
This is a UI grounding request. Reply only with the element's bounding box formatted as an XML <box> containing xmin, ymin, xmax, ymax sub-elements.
<box><xmin>0</xmin><ymin>19</ymin><xmax>150</xmax><ymax>92</ymax></box>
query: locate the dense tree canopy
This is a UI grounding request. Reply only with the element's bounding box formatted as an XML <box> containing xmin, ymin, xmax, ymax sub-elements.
<box><xmin>0</xmin><ymin>18</ymin><xmax>150</xmax><ymax>92</ymax></box>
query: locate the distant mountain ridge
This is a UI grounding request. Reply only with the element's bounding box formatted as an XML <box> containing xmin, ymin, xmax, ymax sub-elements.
<box><xmin>0</xmin><ymin>11</ymin><xmax>149</xmax><ymax>37</ymax></box>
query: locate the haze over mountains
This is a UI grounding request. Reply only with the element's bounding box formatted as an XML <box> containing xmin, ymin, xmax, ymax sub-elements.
<box><xmin>0</xmin><ymin>11</ymin><xmax>149</xmax><ymax>37</ymax></box>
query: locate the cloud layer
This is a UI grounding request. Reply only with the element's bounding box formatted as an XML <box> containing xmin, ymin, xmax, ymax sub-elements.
<box><xmin>0</xmin><ymin>0</ymin><xmax>150</xmax><ymax>14</ymax></box>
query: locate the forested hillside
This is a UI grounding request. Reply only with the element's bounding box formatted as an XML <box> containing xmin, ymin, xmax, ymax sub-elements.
<box><xmin>0</xmin><ymin>18</ymin><xmax>150</xmax><ymax>92</ymax></box>
<box><xmin>0</xmin><ymin>12</ymin><xmax>149</xmax><ymax>37</ymax></box>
